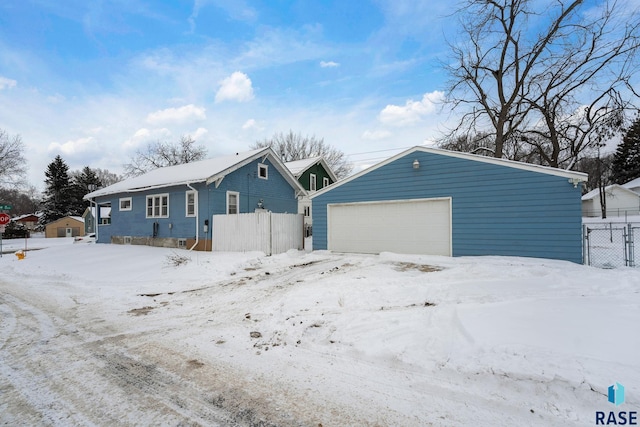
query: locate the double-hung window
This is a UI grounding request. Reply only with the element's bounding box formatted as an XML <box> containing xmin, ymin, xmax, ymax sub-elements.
<box><xmin>258</xmin><ymin>163</ymin><xmax>268</xmax><ymax>179</ymax></box>
<box><xmin>146</xmin><ymin>194</ymin><xmax>169</xmax><ymax>218</ymax></box>
<box><xmin>227</xmin><ymin>191</ymin><xmax>239</xmax><ymax>214</ymax></box>
<box><xmin>185</xmin><ymin>191</ymin><xmax>196</xmax><ymax>217</ymax></box>
<box><xmin>323</xmin><ymin>177</ymin><xmax>330</xmax><ymax>188</ymax></box>
<box><xmin>310</xmin><ymin>173</ymin><xmax>317</xmax><ymax>191</ymax></box>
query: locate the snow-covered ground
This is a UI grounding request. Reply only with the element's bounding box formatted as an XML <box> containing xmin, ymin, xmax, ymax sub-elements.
<box><xmin>1</xmin><ymin>237</ymin><xmax>639</xmax><ymax>426</ymax></box>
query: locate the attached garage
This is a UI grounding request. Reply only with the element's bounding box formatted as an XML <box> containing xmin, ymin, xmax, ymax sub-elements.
<box><xmin>328</xmin><ymin>198</ymin><xmax>451</xmax><ymax>255</ymax></box>
<box><xmin>311</xmin><ymin>146</ymin><xmax>587</xmax><ymax>263</ymax></box>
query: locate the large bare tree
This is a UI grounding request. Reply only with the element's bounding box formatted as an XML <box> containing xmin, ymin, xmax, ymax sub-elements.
<box><xmin>442</xmin><ymin>0</ymin><xmax>640</xmax><ymax>169</ymax></box>
<box><xmin>124</xmin><ymin>135</ymin><xmax>207</xmax><ymax>177</ymax></box>
<box><xmin>252</xmin><ymin>130</ymin><xmax>353</xmax><ymax>179</ymax></box>
<box><xmin>0</xmin><ymin>128</ymin><xmax>27</xmax><ymax>187</ymax></box>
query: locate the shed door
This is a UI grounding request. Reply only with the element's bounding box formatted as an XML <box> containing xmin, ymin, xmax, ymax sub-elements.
<box><xmin>327</xmin><ymin>198</ymin><xmax>451</xmax><ymax>256</ymax></box>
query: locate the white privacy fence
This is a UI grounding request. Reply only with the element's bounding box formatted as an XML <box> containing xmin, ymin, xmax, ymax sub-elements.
<box><xmin>212</xmin><ymin>212</ymin><xmax>304</xmax><ymax>255</ymax></box>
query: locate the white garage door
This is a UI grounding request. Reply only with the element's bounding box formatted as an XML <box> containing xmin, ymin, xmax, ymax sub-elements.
<box><xmin>327</xmin><ymin>198</ymin><xmax>451</xmax><ymax>256</ymax></box>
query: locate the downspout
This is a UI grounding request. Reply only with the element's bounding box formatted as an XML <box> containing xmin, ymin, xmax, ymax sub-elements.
<box><xmin>187</xmin><ymin>183</ymin><xmax>199</xmax><ymax>251</ymax></box>
<box><xmin>92</xmin><ymin>198</ymin><xmax>99</xmax><ymax>243</ymax></box>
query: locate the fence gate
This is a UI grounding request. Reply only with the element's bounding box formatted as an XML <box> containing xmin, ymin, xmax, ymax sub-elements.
<box><xmin>212</xmin><ymin>212</ymin><xmax>303</xmax><ymax>255</ymax></box>
<box><xmin>583</xmin><ymin>223</ymin><xmax>636</xmax><ymax>268</ymax></box>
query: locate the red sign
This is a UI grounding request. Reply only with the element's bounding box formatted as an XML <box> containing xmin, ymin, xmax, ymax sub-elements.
<box><xmin>0</xmin><ymin>213</ymin><xmax>10</xmax><ymax>225</ymax></box>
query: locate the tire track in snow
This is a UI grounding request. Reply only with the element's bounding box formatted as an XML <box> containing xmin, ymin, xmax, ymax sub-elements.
<box><xmin>0</xmin><ymin>290</ymin><xmax>237</xmax><ymax>426</ymax></box>
<box><xmin>0</xmin><ymin>293</ymin><xmax>96</xmax><ymax>426</ymax></box>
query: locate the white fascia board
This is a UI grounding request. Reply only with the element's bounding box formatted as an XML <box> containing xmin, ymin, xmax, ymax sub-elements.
<box><xmin>205</xmin><ymin>148</ymin><xmax>307</xmax><ymax>195</ymax></box>
<box><xmin>84</xmin><ymin>180</ymin><xmax>206</xmax><ymax>200</ymax></box>
<box><xmin>311</xmin><ymin>145</ymin><xmax>588</xmax><ymax>199</ymax></box>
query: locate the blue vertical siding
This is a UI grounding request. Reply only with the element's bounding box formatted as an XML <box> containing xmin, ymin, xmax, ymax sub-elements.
<box><xmin>95</xmin><ymin>158</ymin><xmax>298</xmax><ymax>243</ymax></box>
<box><xmin>312</xmin><ymin>151</ymin><xmax>584</xmax><ymax>263</ymax></box>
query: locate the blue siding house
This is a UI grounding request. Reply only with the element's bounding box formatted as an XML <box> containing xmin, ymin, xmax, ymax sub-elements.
<box><xmin>84</xmin><ymin>148</ymin><xmax>305</xmax><ymax>250</ymax></box>
<box><xmin>310</xmin><ymin>146</ymin><xmax>587</xmax><ymax>263</ymax></box>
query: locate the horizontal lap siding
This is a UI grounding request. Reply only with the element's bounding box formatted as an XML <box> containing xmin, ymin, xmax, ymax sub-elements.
<box><xmin>208</xmin><ymin>158</ymin><xmax>298</xmax><ymax>215</ymax></box>
<box><xmin>313</xmin><ymin>151</ymin><xmax>583</xmax><ymax>263</ymax></box>
<box><xmin>96</xmin><ymin>159</ymin><xmax>298</xmax><ymax>244</ymax></box>
<box><xmin>99</xmin><ymin>183</ymin><xmax>203</xmax><ymax>242</ymax></box>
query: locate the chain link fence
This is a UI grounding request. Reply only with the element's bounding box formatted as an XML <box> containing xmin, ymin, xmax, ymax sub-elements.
<box><xmin>583</xmin><ymin>223</ymin><xmax>637</xmax><ymax>268</ymax></box>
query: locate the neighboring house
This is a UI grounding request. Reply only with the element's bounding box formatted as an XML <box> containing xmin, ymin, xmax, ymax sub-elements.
<box><xmin>82</xmin><ymin>206</ymin><xmax>112</xmax><ymax>234</ymax></box>
<box><xmin>284</xmin><ymin>157</ymin><xmax>338</xmax><ymax>236</ymax></box>
<box><xmin>311</xmin><ymin>146</ymin><xmax>587</xmax><ymax>263</ymax></box>
<box><xmin>84</xmin><ymin>148</ymin><xmax>305</xmax><ymax>250</ymax></box>
<box><xmin>581</xmin><ymin>178</ymin><xmax>640</xmax><ymax>218</ymax></box>
<box><xmin>624</xmin><ymin>177</ymin><xmax>640</xmax><ymax>194</ymax></box>
<box><xmin>45</xmin><ymin>216</ymin><xmax>85</xmax><ymax>238</ymax></box>
<box><xmin>13</xmin><ymin>213</ymin><xmax>41</xmax><ymax>231</ymax></box>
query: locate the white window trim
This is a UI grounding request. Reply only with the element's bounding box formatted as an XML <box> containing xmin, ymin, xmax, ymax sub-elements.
<box><xmin>323</xmin><ymin>177</ymin><xmax>330</xmax><ymax>188</ymax></box>
<box><xmin>258</xmin><ymin>163</ymin><xmax>268</xmax><ymax>180</ymax></box>
<box><xmin>119</xmin><ymin>197</ymin><xmax>132</xmax><ymax>211</ymax></box>
<box><xmin>146</xmin><ymin>193</ymin><xmax>170</xmax><ymax>218</ymax></box>
<box><xmin>310</xmin><ymin>173</ymin><xmax>317</xmax><ymax>191</ymax></box>
<box><xmin>185</xmin><ymin>190</ymin><xmax>197</xmax><ymax>217</ymax></box>
<box><xmin>227</xmin><ymin>191</ymin><xmax>240</xmax><ymax>214</ymax></box>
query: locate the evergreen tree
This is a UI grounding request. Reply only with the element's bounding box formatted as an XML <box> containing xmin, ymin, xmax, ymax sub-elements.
<box><xmin>40</xmin><ymin>155</ymin><xmax>73</xmax><ymax>225</ymax></box>
<box><xmin>69</xmin><ymin>167</ymin><xmax>103</xmax><ymax>216</ymax></box>
<box><xmin>611</xmin><ymin>117</ymin><xmax>640</xmax><ymax>184</ymax></box>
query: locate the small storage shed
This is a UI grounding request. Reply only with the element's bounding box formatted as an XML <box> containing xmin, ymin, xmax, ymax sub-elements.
<box><xmin>45</xmin><ymin>216</ymin><xmax>85</xmax><ymax>238</ymax></box>
<box><xmin>311</xmin><ymin>146</ymin><xmax>587</xmax><ymax>263</ymax></box>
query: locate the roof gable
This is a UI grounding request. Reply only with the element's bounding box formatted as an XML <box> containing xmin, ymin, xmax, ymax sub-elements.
<box><xmin>311</xmin><ymin>145</ymin><xmax>588</xmax><ymax>199</ymax></box>
<box><xmin>622</xmin><ymin>177</ymin><xmax>640</xmax><ymax>191</ymax></box>
<box><xmin>85</xmin><ymin>148</ymin><xmax>305</xmax><ymax>199</ymax></box>
<box><xmin>582</xmin><ymin>184</ymin><xmax>640</xmax><ymax>201</ymax></box>
<box><xmin>284</xmin><ymin>157</ymin><xmax>339</xmax><ymax>182</ymax></box>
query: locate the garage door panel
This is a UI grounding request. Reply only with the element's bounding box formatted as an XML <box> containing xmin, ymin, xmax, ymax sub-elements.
<box><xmin>328</xmin><ymin>198</ymin><xmax>451</xmax><ymax>256</ymax></box>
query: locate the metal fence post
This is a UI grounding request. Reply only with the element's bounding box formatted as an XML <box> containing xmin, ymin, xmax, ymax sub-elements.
<box><xmin>628</xmin><ymin>223</ymin><xmax>635</xmax><ymax>268</ymax></box>
<box><xmin>624</xmin><ymin>226</ymin><xmax>630</xmax><ymax>267</ymax></box>
<box><xmin>583</xmin><ymin>224</ymin><xmax>591</xmax><ymax>266</ymax></box>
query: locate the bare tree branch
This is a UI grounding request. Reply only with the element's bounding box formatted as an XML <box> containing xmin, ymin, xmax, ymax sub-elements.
<box><xmin>251</xmin><ymin>130</ymin><xmax>353</xmax><ymax>179</ymax></box>
<box><xmin>124</xmin><ymin>135</ymin><xmax>208</xmax><ymax>177</ymax></box>
<box><xmin>441</xmin><ymin>0</ymin><xmax>640</xmax><ymax>169</ymax></box>
<box><xmin>0</xmin><ymin>128</ymin><xmax>27</xmax><ymax>188</ymax></box>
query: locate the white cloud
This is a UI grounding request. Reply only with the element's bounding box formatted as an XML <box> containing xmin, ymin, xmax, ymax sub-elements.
<box><xmin>320</xmin><ymin>61</ymin><xmax>340</xmax><ymax>68</ymax></box>
<box><xmin>146</xmin><ymin>104</ymin><xmax>206</xmax><ymax>125</ymax></box>
<box><xmin>362</xmin><ymin>130</ymin><xmax>392</xmax><ymax>140</ymax></box>
<box><xmin>189</xmin><ymin>0</ymin><xmax>257</xmax><ymax>32</ymax></box>
<box><xmin>215</xmin><ymin>72</ymin><xmax>254</xmax><ymax>103</ymax></box>
<box><xmin>378</xmin><ymin>91</ymin><xmax>444</xmax><ymax>126</ymax></box>
<box><xmin>242</xmin><ymin>119</ymin><xmax>264</xmax><ymax>131</ymax></box>
<box><xmin>0</xmin><ymin>76</ymin><xmax>17</xmax><ymax>90</ymax></box>
<box><xmin>191</xmin><ymin>127</ymin><xmax>209</xmax><ymax>140</ymax></box>
<box><xmin>123</xmin><ymin>127</ymin><xmax>172</xmax><ymax>150</ymax></box>
<box><xmin>237</xmin><ymin>26</ymin><xmax>327</xmax><ymax>69</ymax></box>
<box><xmin>46</xmin><ymin>94</ymin><xmax>66</xmax><ymax>104</ymax></box>
<box><xmin>48</xmin><ymin>137</ymin><xmax>98</xmax><ymax>156</ymax></box>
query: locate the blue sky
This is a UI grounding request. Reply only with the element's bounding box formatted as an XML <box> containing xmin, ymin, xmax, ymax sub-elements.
<box><xmin>1</xmin><ymin>1</ymin><xmax>474</xmax><ymax>187</ymax></box>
